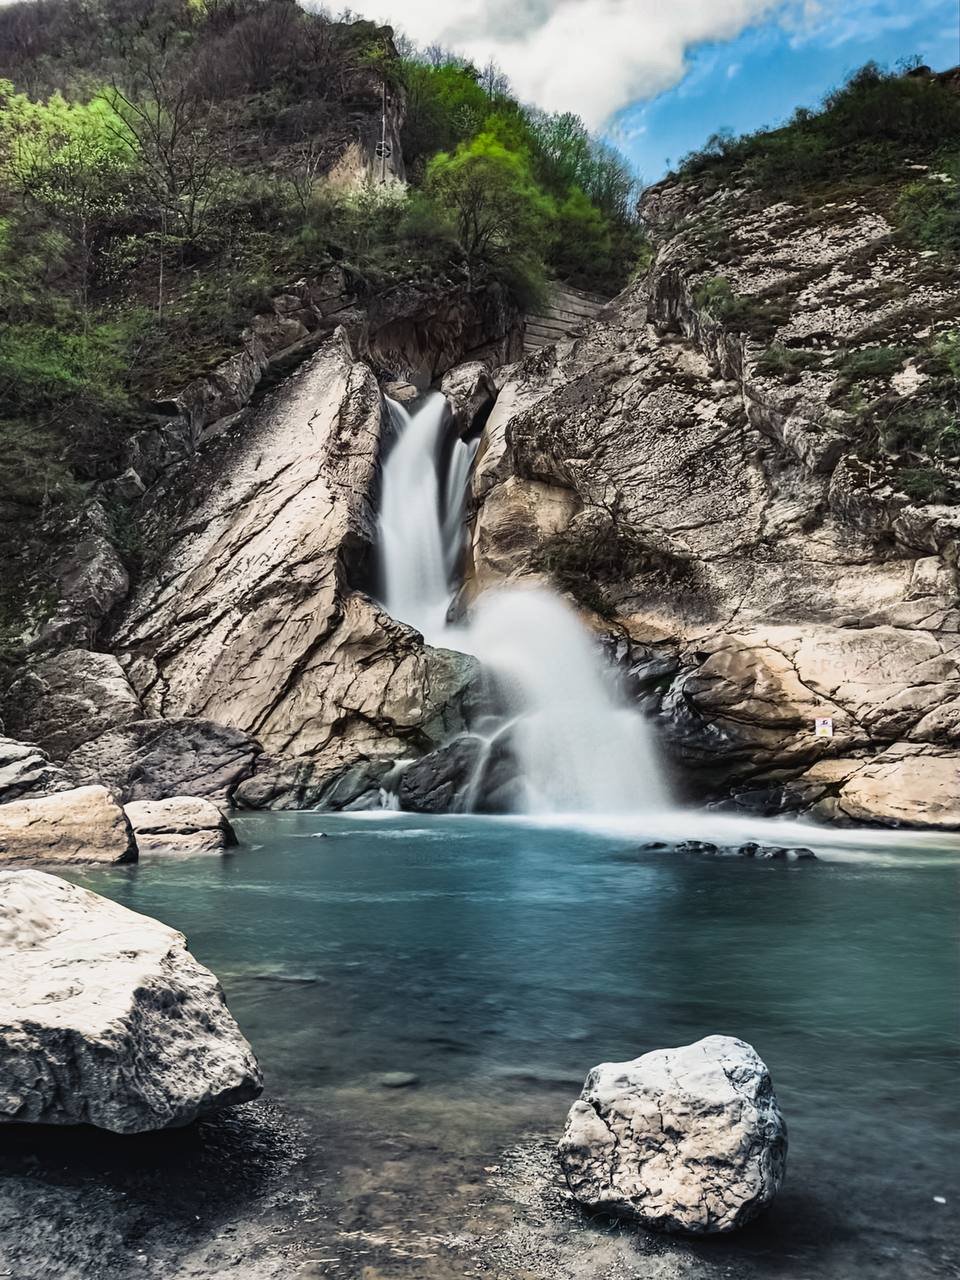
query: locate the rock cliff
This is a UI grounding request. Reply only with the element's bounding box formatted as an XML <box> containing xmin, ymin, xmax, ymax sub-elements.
<box><xmin>466</xmin><ymin>175</ymin><xmax>960</xmax><ymax>828</ymax></box>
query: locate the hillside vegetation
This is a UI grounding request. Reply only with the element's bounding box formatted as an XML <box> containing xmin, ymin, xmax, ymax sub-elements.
<box><xmin>0</xmin><ymin>0</ymin><xmax>643</xmax><ymax>644</ymax></box>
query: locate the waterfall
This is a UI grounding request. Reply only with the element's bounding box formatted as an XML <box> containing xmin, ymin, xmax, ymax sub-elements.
<box><xmin>376</xmin><ymin>390</ymin><xmax>666</xmax><ymax>816</ymax></box>
<box><xmin>467</xmin><ymin>589</ymin><xmax>666</xmax><ymax>814</ymax></box>
<box><xmin>378</xmin><ymin>394</ymin><xmax>475</xmax><ymax>645</ymax></box>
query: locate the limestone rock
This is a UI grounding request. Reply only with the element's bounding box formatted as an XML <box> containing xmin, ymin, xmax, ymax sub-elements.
<box><xmin>0</xmin><ymin>786</ymin><xmax>135</xmax><ymax>865</ymax></box>
<box><xmin>833</xmin><ymin>744</ymin><xmax>960</xmax><ymax>829</ymax></box>
<box><xmin>3</xmin><ymin>649</ymin><xmax>142</xmax><ymax>760</ymax></box>
<box><xmin>0</xmin><ymin>869</ymin><xmax>262</xmax><ymax>1131</ymax></box>
<box><xmin>232</xmin><ymin>755</ymin><xmax>395</xmax><ymax>811</ymax></box>
<box><xmin>124</xmin><ymin>796</ymin><xmax>238</xmax><ymax>854</ymax></box>
<box><xmin>559</xmin><ymin>1035</ymin><xmax>787</xmax><ymax>1234</ymax></box>
<box><xmin>0</xmin><ymin>737</ymin><xmax>75</xmax><ymax>804</ymax></box>
<box><xmin>463</xmin><ymin>186</ymin><xmax>960</xmax><ymax>827</ymax></box>
<box><xmin>65</xmin><ymin>719</ymin><xmax>261</xmax><ymax>805</ymax></box>
<box><xmin>440</xmin><ymin>360</ymin><xmax>497</xmax><ymax>437</ymax></box>
<box><xmin>113</xmin><ymin>334</ymin><xmax>479</xmax><ymax>787</ymax></box>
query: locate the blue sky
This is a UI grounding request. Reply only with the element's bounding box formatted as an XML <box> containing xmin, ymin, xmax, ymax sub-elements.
<box><xmin>610</xmin><ymin>0</ymin><xmax>960</xmax><ymax>182</ymax></box>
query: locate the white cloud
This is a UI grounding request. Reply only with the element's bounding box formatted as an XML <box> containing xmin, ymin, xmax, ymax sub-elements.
<box><xmin>364</xmin><ymin>0</ymin><xmax>794</xmax><ymax>127</ymax></box>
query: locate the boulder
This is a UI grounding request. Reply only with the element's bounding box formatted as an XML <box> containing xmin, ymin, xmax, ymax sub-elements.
<box><xmin>559</xmin><ymin>1035</ymin><xmax>787</xmax><ymax>1234</ymax></box>
<box><xmin>233</xmin><ymin>755</ymin><xmax>395</xmax><ymax>811</ymax></box>
<box><xmin>397</xmin><ymin>734</ymin><xmax>522</xmax><ymax>814</ymax></box>
<box><xmin>3</xmin><ymin>649</ymin><xmax>143</xmax><ymax>760</ymax></box>
<box><xmin>440</xmin><ymin>360</ymin><xmax>497</xmax><ymax>437</ymax></box>
<box><xmin>64</xmin><ymin>718</ymin><xmax>261</xmax><ymax>805</ymax></box>
<box><xmin>0</xmin><ymin>870</ymin><xmax>262</xmax><ymax>1132</ymax></box>
<box><xmin>0</xmin><ymin>737</ymin><xmax>75</xmax><ymax>804</ymax></box>
<box><xmin>124</xmin><ymin>796</ymin><xmax>238</xmax><ymax>854</ymax></box>
<box><xmin>0</xmin><ymin>786</ymin><xmax>135</xmax><ymax>865</ymax></box>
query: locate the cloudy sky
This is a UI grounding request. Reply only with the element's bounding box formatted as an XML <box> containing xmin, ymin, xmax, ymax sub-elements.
<box><xmin>367</xmin><ymin>0</ymin><xmax>959</xmax><ymax>179</ymax></box>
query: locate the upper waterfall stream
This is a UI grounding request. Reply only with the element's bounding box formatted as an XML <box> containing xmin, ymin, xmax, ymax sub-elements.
<box><xmin>376</xmin><ymin>391</ymin><xmax>666</xmax><ymax>816</ymax></box>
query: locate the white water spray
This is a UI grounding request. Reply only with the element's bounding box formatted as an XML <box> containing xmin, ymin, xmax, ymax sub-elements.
<box><xmin>376</xmin><ymin>392</ymin><xmax>666</xmax><ymax>815</ymax></box>
<box><xmin>467</xmin><ymin>589</ymin><xmax>666</xmax><ymax>814</ymax></box>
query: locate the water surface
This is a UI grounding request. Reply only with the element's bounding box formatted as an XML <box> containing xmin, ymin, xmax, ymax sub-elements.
<box><xmin>65</xmin><ymin>812</ymin><xmax>959</xmax><ymax>1278</ymax></box>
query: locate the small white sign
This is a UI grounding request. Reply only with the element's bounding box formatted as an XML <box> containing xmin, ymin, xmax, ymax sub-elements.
<box><xmin>815</xmin><ymin>717</ymin><xmax>834</xmax><ymax>738</ymax></box>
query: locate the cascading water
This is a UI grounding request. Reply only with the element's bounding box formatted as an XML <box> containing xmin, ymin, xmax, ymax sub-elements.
<box><xmin>375</xmin><ymin>390</ymin><xmax>666</xmax><ymax>815</ymax></box>
<box><xmin>377</xmin><ymin>394</ymin><xmax>476</xmax><ymax>644</ymax></box>
<box><xmin>467</xmin><ymin>589</ymin><xmax>666</xmax><ymax>814</ymax></box>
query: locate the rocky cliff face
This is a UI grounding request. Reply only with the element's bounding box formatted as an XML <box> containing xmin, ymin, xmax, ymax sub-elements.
<box><xmin>104</xmin><ymin>330</ymin><xmax>477</xmax><ymax>805</ymax></box>
<box><xmin>466</xmin><ymin>177</ymin><xmax>960</xmax><ymax>829</ymax></box>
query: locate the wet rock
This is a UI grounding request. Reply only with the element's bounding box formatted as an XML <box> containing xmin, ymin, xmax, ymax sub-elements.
<box><xmin>0</xmin><ymin>737</ymin><xmax>75</xmax><ymax>804</ymax></box>
<box><xmin>233</xmin><ymin>756</ymin><xmax>395</xmax><ymax>811</ymax></box>
<box><xmin>559</xmin><ymin>1035</ymin><xmax>787</xmax><ymax>1233</ymax></box>
<box><xmin>3</xmin><ymin>649</ymin><xmax>142</xmax><ymax>760</ymax></box>
<box><xmin>0</xmin><ymin>785</ymin><xmax>136</xmax><ymax>865</ymax></box>
<box><xmin>378</xmin><ymin>1072</ymin><xmax>420</xmax><ymax>1089</ymax></box>
<box><xmin>672</xmin><ymin>839</ymin><xmax>815</xmax><ymax>860</ymax></box>
<box><xmin>398</xmin><ymin>737</ymin><xmax>482</xmax><ymax>813</ymax></box>
<box><xmin>397</xmin><ymin>733</ymin><xmax>521</xmax><ymax>814</ymax></box>
<box><xmin>124</xmin><ymin>796</ymin><xmax>238</xmax><ymax>854</ymax></box>
<box><xmin>0</xmin><ymin>869</ymin><xmax>262</xmax><ymax>1131</ymax></box>
<box><xmin>64</xmin><ymin>719</ymin><xmax>261</xmax><ymax>805</ymax></box>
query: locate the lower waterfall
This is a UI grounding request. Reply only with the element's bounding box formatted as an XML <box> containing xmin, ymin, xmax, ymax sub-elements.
<box><xmin>376</xmin><ymin>391</ymin><xmax>666</xmax><ymax>815</ymax></box>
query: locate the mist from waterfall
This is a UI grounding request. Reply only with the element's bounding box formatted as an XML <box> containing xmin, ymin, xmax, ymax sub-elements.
<box><xmin>468</xmin><ymin>588</ymin><xmax>667</xmax><ymax>814</ymax></box>
<box><xmin>376</xmin><ymin>390</ymin><xmax>666</xmax><ymax>816</ymax></box>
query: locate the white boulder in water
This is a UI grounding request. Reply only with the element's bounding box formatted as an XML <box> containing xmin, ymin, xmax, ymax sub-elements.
<box><xmin>559</xmin><ymin>1035</ymin><xmax>786</xmax><ymax>1233</ymax></box>
<box><xmin>0</xmin><ymin>870</ymin><xmax>262</xmax><ymax>1132</ymax></box>
<box><xmin>124</xmin><ymin>796</ymin><xmax>237</xmax><ymax>854</ymax></box>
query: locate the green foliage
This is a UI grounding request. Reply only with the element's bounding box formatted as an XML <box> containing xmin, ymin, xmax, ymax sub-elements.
<box><xmin>693</xmin><ymin>276</ymin><xmax>790</xmax><ymax>340</ymax></box>
<box><xmin>426</xmin><ymin>132</ymin><xmax>553</xmax><ymax>298</ymax></box>
<box><xmin>834</xmin><ymin>346</ymin><xmax>910</xmax><ymax>381</ymax></box>
<box><xmin>679</xmin><ymin>64</ymin><xmax>960</xmax><ymax>192</ymax></box>
<box><xmin>895</xmin><ymin>160</ymin><xmax>960</xmax><ymax>254</ymax></box>
<box><xmin>896</xmin><ymin>467</ymin><xmax>955</xmax><ymax>503</ymax></box>
<box><xmin>754</xmin><ymin>344</ymin><xmax>824</xmax><ymax>381</ymax></box>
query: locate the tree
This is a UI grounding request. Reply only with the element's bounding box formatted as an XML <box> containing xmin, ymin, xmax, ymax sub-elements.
<box><xmin>0</xmin><ymin>81</ymin><xmax>133</xmax><ymax>313</ymax></box>
<box><xmin>426</xmin><ymin>131</ymin><xmax>552</xmax><ymax>265</ymax></box>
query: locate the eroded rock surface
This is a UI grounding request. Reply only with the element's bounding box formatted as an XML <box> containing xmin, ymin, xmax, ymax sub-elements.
<box><xmin>124</xmin><ymin>796</ymin><xmax>238</xmax><ymax>854</ymax></box>
<box><xmin>111</xmin><ymin>333</ymin><xmax>479</xmax><ymax>802</ymax></box>
<box><xmin>559</xmin><ymin>1035</ymin><xmax>787</xmax><ymax>1233</ymax></box>
<box><xmin>65</xmin><ymin>719</ymin><xmax>261</xmax><ymax>805</ymax></box>
<box><xmin>0</xmin><ymin>870</ymin><xmax>261</xmax><ymax>1131</ymax></box>
<box><xmin>3</xmin><ymin>649</ymin><xmax>142</xmax><ymax>760</ymax></box>
<box><xmin>0</xmin><ymin>786</ymin><xmax>135</xmax><ymax>865</ymax></box>
<box><xmin>465</xmin><ymin>180</ymin><xmax>960</xmax><ymax>825</ymax></box>
<box><xmin>0</xmin><ymin>737</ymin><xmax>74</xmax><ymax>804</ymax></box>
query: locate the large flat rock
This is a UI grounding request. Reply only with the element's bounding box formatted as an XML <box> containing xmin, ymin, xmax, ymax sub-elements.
<box><xmin>0</xmin><ymin>786</ymin><xmax>135</xmax><ymax>865</ymax></box>
<box><xmin>0</xmin><ymin>870</ymin><xmax>262</xmax><ymax>1132</ymax></box>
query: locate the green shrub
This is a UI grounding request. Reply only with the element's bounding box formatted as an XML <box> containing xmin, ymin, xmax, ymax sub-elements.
<box><xmin>896</xmin><ymin>467</ymin><xmax>954</xmax><ymax>502</ymax></box>
<box><xmin>835</xmin><ymin>346</ymin><xmax>910</xmax><ymax>381</ymax></box>
<box><xmin>754</xmin><ymin>344</ymin><xmax>824</xmax><ymax>380</ymax></box>
<box><xmin>693</xmin><ymin>276</ymin><xmax>790</xmax><ymax>340</ymax></box>
<box><xmin>679</xmin><ymin>64</ymin><xmax>960</xmax><ymax>191</ymax></box>
<box><xmin>895</xmin><ymin>163</ymin><xmax>960</xmax><ymax>254</ymax></box>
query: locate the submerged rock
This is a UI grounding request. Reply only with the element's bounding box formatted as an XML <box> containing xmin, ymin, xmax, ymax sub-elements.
<box><xmin>559</xmin><ymin>1035</ymin><xmax>786</xmax><ymax>1234</ymax></box>
<box><xmin>0</xmin><ymin>870</ymin><xmax>262</xmax><ymax>1132</ymax></box>
<box><xmin>0</xmin><ymin>786</ymin><xmax>135</xmax><ymax>865</ymax></box>
<box><xmin>124</xmin><ymin>796</ymin><xmax>237</xmax><ymax>854</ymax></box>
<box><xmin>667</xmin><ymin>840</ymin><xmax>816</xmax><ymax>860</ymax></box>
